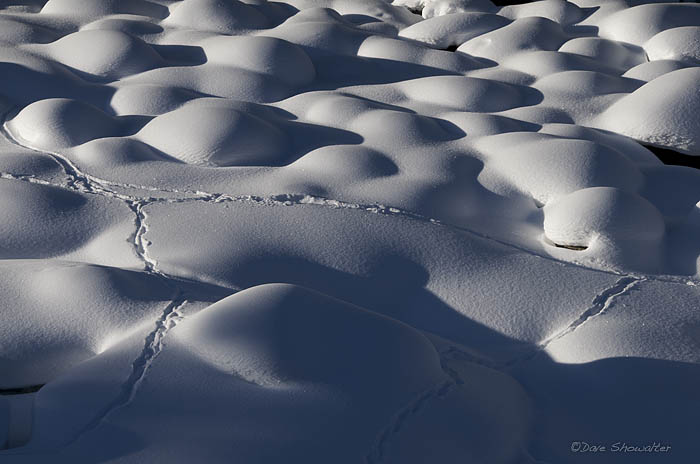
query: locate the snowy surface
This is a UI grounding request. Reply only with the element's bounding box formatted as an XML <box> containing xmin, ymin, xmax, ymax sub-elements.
<box><xmin>0</xmin><ymin>0</ymin><xmax>698</xmax><ymax>462</ymax></box>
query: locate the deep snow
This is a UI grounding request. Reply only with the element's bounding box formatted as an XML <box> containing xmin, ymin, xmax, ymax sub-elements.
<box><xmin>0</xmin><ymin>0</ymin><xmax>699</xmax><ymax>462</ymax></box>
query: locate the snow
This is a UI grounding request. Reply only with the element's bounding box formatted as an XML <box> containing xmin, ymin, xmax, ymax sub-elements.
<box><xmin>644</xmin><ymin>25</ymin><xmax>700</xmax><ymax>64</ymax></box>
<box><xmin>135</xmin><ymin>99</ymin><xmax>291</xmax><ymax>166</ymax></box>
<box><xmin>543</xmin><ymin>187</ymin><xmax>666</xmax><ymax>271</ymax></box>
<box><xmin>7</xmin><ymin>98</ymin><xmax>123</xmax><ymax>149</ymax></box>
<box><xmin>595</xmin><ymin>67</ymin><xmax>700</xmax><ymax>154</ymax></box>
<box><xmin>0</xmin><ymin>0</ymin><xmax>698</xmax><ymax>461</ymax></box>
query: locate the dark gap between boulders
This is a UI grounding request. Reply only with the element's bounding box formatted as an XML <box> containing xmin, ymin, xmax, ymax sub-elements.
<box><xmin>643</xmin><ymin>144</ymin><xmax>700</xmax><ymax>170</ymax></box>
<box><xmin>0</xmin><ymin>384</ymin><xmax>44</xmax><ymax>396</ymax></box>
<box><xmin>554</xmin><ymin>243</ymin><xmax>588</xmax><ymax>251</ymax></box>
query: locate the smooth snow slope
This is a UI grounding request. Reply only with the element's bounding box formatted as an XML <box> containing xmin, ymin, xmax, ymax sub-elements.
<box><xmin>0</xmin><ymin>0</ymin><xmax>698</xmax><ymax>462</ymax></box>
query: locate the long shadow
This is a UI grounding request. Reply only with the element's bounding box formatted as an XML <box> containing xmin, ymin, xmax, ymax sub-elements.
<box><xmin>0</xmin><ymin>62</ymin><xmax>113</xmax><ymax>108</ymax></box>
<box><xmin>151</xmin><ymin>44</ymin><xmax>207</xmax><ymax>67</ymax></box>
<box><xmin>282</xmin><ymin>121</ymin><xmax>364</xmax><ymax>165</ymax></box>
<box><xmin>196</xmin><ymin>255</ymin><xmax>700</xmax><ymax>462</ymax></box>
<box><xmin>511</xmin><ymin>355</ymin><xmax>700</xmax><ymax>463</ymax></box>
<box><xmin>221</xmin><ymin>254</ymin><xmax>530</xmax><ymax>361</ymax></box>
<box><xmin>6</xmin><ymin>259</ymin><xmax>699</xmax><ymax>463</ymax></box>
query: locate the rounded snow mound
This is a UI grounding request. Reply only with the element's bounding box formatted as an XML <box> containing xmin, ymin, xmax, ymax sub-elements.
<box><xmin>176</xmin><ymin>283</ymin><xmax>444</xmax><ymax>390</ymax></box>
<box><xmin>41</xmin><ymin>0</ymin><xmax>168</xmax><ymax>20</ymax></box>
<box><xmin>559</xmin><ymin>37</ymin><xmax>646</xmax><ymax>70</ymax></box>
<box><xmin>544</xmin><ymin>187</ymin><xmax>665</xmax><ymax>249</ymax></box>
<box><xmin>110</xmin><ymin>83</ymin><xmax>200</xmax><ymax>116</ymax></box>
<box><xmin>165</xmin><ymin>0</ymin><xmax>270</xmax><ymax>34</ymax></box>
<box><xmin>399</xmin><ymin>75</ymin><xmax>532</xmax><ymax>112</ymax></box>
<box><xmin>288</xmin><ymin>145</ymin><xmax>398</xmax><ymax>180</ymax></box>
<box><xmin>0</xmin><ymin>260</ymin><xmax>175</xmax><ymax>389</ymax></box>
<box><xmin>397</xmin><ymin>12</ymin><xmax>509</xmax><ymax>48</ymax></box>
<box><xmin>408</xmin><ymin>0</ymin><xmax>497</xmax><ymax>19</ymax></box>
<box><xmin>457</xmin><ymin>16</ymin><xmax>567</xmax><ymax>61</ymax></box>
<box><xmin>0</xmin><ymin>178</ymin><xmax>130</xmax><ymax>260</ymax></box>
<box><xmin>621</xmin><ymin>59</ymin><xmax>689</xmax><ymax>82</ymax></box>
<box><xmin>499</xmin><ymin>0</ymin><xmax>583</xmax><ymax>25</ymax></box>
<box><xmin>0</xmin><ymin>17</ymin><xmax>57</xmax><ymax>44</ymax></box>
<box><xmin>598</xmin><ymin>3</ymin><xmax>700</xmax><ymax>46</ymax></box>
<box><xmin>476</xmin><ymin>134</ymin><xmax>643</xmax><ymax>205</ymax></box>
<box><xmin>201</xmin><ymin>36</ymin><xmax>315</xmax><ymax>87</ymax></box>
<box><xmin>596</xmin><ymin>67</ymin><xmax>700</xmax><ymax>155</ymax></box>
<box><xmin>357</xmin><ymin>35</ymin><xmax>484</xmax><ymax>72</ymax></box>
<box><xmin>299</xmin><ymin>92</ymin><xmax>396</xmax><ymax>127</ymax></box>
<box><xmin>6</xmin><ymin>98</ymin><xmax>120</xmax><ymax>149</ymax></box>
<box><xmin>644</xmin><ymin>27</ymin><xmax>700</xmax><ymax>65</ymax></box>
<box><xmin>136</xmin><ymin>99</ymin><xmax>289</xmax><ymax>166</ymax></box>
<box><xmin>44</xmin><ymin>29</ymin><xmax>163</xmax><ymax>79</ymax></box>
<box><xmin>533</xmin><ymin>70</ymin><xmax>640</xmax><ymax>96</ymax></box>
<box><xmin>81</xmin><ymin>15</ymin><xmax>165</xmax><ymax>35</ymax></box>
<box><xmin>351</xmin><ymin>109</ymin><xmax>459</xmax><ymax>146</ymax></box>
<box><xmin>501</xmin><ymin>50</ymin><xmax>606</xmax><ymax>79</ymax></box>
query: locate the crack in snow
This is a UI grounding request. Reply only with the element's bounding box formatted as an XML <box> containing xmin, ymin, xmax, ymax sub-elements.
<box><xmin>64</xmin><ymin>296</ymin><xmax>188</xmax><ymax>447</ymax></box>
<box><xmin>1</xmin><ymin>109</ymin><xmax>697</xmax><ymax>294</ymax></box>
<box><xmin>128</xmin><ymin>199</ymin><xmax>163</xmax><ymax>276</ymax></box>
<box><xmin>365</xmin><ymin>379</ymin><xmax>454</xmax><ymax>464</ymax></box>
<box><xmin>538</xmin><ymin>276</ymin><xmax>644</xmax><ymax>348</ymax></box>
<box><xmin>2</xmin><ymin>110</ymin><xmax>698</xmax><ymax>288</ymax></box>
<box><xmin>365</xmin><ymin>346</ymin><xmax>477</xmax><ymax>464</ymax></box>
<box><xmin>502</xmin><ymin>276</ymin><xmax>646</xmax><ymax>368</ymax></box>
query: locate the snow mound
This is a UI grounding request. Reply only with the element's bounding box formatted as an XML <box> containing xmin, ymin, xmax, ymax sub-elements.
<box><xmin>351</xmin><ymin>109</ymin><xmax>457</xmax><ymax>146</ymax></box>
<box><xmin>457</xmin><ymin>16</ymin><xmax>568</xmax><ymax>61</ymax></box>
<box><xmin>41</xmin><ymin>0</ymin><xmax>168</xmax><ymax>20</ymax></box>
<box><xmin>393</xmin><ymin>0</ymin><xmax>497</xmax><ymax>19</ymax></box>
<box><xmin>0</xmin><ymin>17</ymin><xmax>57</xmax><ymax>44</ymax></box>
<box><xmin>476</xmin><ymin>134</ymin><xmax>644</xmax><ymax>205</ymax></box>
<box><xmin>596</xmin><ymin>67</ymin><xmax>700</xmax><ymax>155</ymax></box>
<box><xmin>357</xmin><ymin>35</ymin><xmax>484</xmax><ymax>72</ymax></box>
<box><xmin>399</xmin><ymin>75</ymin><xmax>532</xmax><ymax>112</ymax></box>
<box><xmin>0</xmin><ymin>260</ymin><xmax>181</xmax><ymax>388</ymax></box>
<box><xmin>21</xmin><ymin>283</ymin><xmax>532</xmax><ymax>462</ymax></box>
<box><xmin>43</xmin><ymin>29</ymin><xmax>163</xmax><ymax>79</ymax></box>
<box><xmin>0</xmin><ymin>178</ymin><xmax>135</xmax><ymax>263</ymax></box>
<box><xmin>598</xmin><ymin>3</ymin><xmax>700</xmax><ymax>46</ymax></box>
<box><xmin>558</xmin><ymin>37</ymin><xmax>646</xmax><ymax>70</ymax></box>
<box><xmin>0</xmin><ymin>0</ymin><xmax>699</xmax><ymax>460</ymax></box>
<box><xmin>545</xmin><ymin>279</ymin><xmax>700</xmax><ymax>364</ymax></box>
<box><xmin>178</xmin><ymin>283</ymin><xmax>443</xmax><ymax>389</ymax></box>
<box><xmin>165</xmin><ymin>0</ymin><xmax>270</xmax><ymax>34</ymax></box>
<box><xmin>499</xmin><ymin>0</ymin><xmax>583</xmax><ymax>25</ymax></box>
<box><xmin>397</xmin><ymin>12</ymin><xmax>509</xmax><ymax>48</ymax></box>
<box><xmin>200</xmin><ymin>36</ymin><xmax>315</xmax><ymax>87</ymax></box>
<box><xmin>543</xmin><ymin>186</ymin><xmax>666</xmax><ymax>271</ymax></box>
<box><xmin>621</xmin><ymin>58</ymin><xmax>690</xmax><ymax>81</ymax></box>
<box><xmin>136</xmin><ymin>99</ymin><xmax>289</xmax><ymax>166</ymax></box>
<box><xmin>109</xmin><ymin>84</ymin><xmax>200</xmax><ymax>116</ymax></box>
<box><xmin>544</xmin><ymin>187</ymin><xmax>665</xmax><ymax>246</ymax></box>
<box><xmin>644</xmin><ymin>26</ymin><xmax>700</xmax><ymax>64</ymax></box>
<box><xmin>289</xmin><ymin>145</ymin><xmax>399</xmax><ymax>180</ymax></box>
<box><xmin>6</xmin><ymin>98</ymin><xmax>121</xmax><ymax>150</ymax></box>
